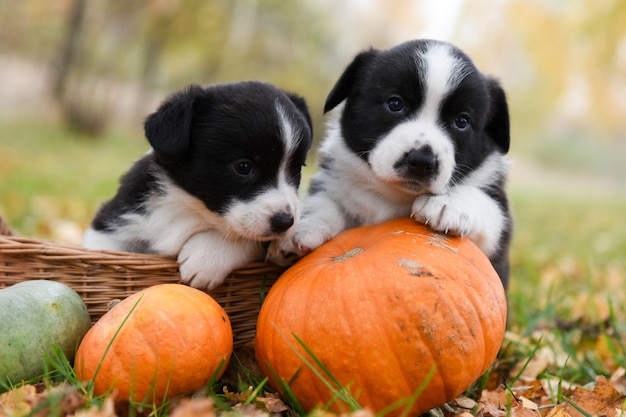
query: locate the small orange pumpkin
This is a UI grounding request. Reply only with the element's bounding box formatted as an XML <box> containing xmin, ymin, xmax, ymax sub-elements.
<box><xmin>75</xmin><ymin>284</ymin><xmax>232</xmax><ymax>404</ymax></box>
<box><xmin>256</xmin><ymin>218</ymin><xmax>507</xmax><ymax>415</ymax></box>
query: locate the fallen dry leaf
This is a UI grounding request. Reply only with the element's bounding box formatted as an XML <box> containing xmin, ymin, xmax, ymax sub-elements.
<box><xmin>479</xmin><ymin>388</ymin><xmax>510</xmax><ymax>417</ymax></box>
<box><xmin>222</xmin><ymin>403</ymin><xmax>269</xmax><ymax>416</ymax></box>
<box><xmin>513</xmin><ymin>379</ymin><xmax>548</xmax><ymax>404</ymax></box>
<box><xmin>545</xmin><ymin>404</ymin><xmax>572</xmax><ymax>417</ymax></box>
<box><xmin>222</xmin><ymin>385</ymin><xmax>252</xmax><ymax>403</ymax></box>
<box><xmin>609</xmin><ymin>367</ymin><xmax>626</xmax><ymax>394</ymax></box>
<box><xmin>0</xmin><ymin>384</ymin><xmax>39</xmax><ymax>417</ymax></box>
<box><xmin>477</xmin><ymin>383</ymin><xmax>555</xmax><ymax>417</ymax></box>
<box><xmin>481</xmin><ymin>387</ymin><xmax>514</xmax><ymax>409</ymax></box>
<box><xmin>255</xmin><ymin>392</ymin><xmax>288</xmax><ymax>413</ymax></box>
<box><xmin>453</xmin><ymin>395</ymin><xmax>478</xmax><ymax>410</ymax></box>
<box><xmin>519</xmin><ymin>396</ymin><xmax>539</xmax><ymax>411</ymax></box>
<box><xmin>563</xmin><ymin>376</ymin><xmax>626</xmax><ymax>417</ymax></box>
<box><xmin>0</xmin><ymin>383</ymin><xmax>85</xmax><ymax>417</ymax></box>
<box><xmin>168</xmin><ymin>397</ymin><xmax>215</xmax><ymax>417</ymax></box>
<box><xmin>511</xmin><ymin>404</ymin><xmax>540</xmax><ymax>417</ymax></box>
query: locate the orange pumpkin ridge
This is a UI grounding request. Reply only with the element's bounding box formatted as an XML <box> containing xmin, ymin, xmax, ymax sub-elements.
<box><xmin>75</xmin><ymin>284</ymin><xmax>232</xmax><ymax>404</ymax></box>
<box><xmin>256</xmin><ymin>218</ymin><xmax>507</xmax><ymax>416</ymax></box>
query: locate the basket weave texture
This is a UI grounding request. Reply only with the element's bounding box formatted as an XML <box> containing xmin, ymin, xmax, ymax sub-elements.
<box><xmin>0</xmin><ymin>215</ymin><xmax>284</xmax><ymax>348</ymax></box>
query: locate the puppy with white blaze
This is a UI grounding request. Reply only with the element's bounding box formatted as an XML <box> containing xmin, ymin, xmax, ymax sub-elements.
<box><xmin>267</xmin><ymin>39</ymin><xmax>513</xmax><ymax>289</ymax></box>
<box><xmin>83</xmin><ymin>81</ymin><xmax>312</xmax><ymax>290</ymax></box>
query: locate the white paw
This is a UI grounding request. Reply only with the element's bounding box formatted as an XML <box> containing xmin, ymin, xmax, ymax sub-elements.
<box><xmin>178</xmin><ymin>244</ymin><xmax>229</xmax><ymax>291</ymax></box>
<box><xmin>411</xmin><ymin>194</ymin><xmax>473</xmax><ymax>237</ymax></box>
<box><xmin>293</xmin><ymin>222</ymin><xmax>335</xmax><ymax>254</ymax></box>
<box><xmin>177</xmin><ymin>232</ymin><xmax>262</xmax><ymax>290</ymax></box>
<box><xmin>266</xmin><ymin>221</ymin><xmax>335</xmax><ymax>266</ymax></box>
<box><xmin>266</xmin><ymin>238</ymin><xmax>302</xmax><ymax>266</ymax></box>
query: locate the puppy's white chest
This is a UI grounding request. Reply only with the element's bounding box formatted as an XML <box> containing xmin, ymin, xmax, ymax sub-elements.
<box><xmin>342</xmin><ymin>185</ymin><xmax>413</xmax><ymax>226</ymax></box>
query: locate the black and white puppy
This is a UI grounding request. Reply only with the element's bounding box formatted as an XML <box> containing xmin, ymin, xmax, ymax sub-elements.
<box><xmin>267</xmin><ymin>39</ymin><xmax>512</xmax><ymax>288</ymax></box>
<box><xmin>83</xmin><ymin>81</ymin><xmax>312</xmax><ymax>290</ymax></box>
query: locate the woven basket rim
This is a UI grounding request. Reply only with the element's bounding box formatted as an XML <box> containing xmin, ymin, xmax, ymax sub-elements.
<box><xmin>0</xmin><ymin>215</ymin><xmax>283</xmax><ymax>273</ymax></box>
<box><xmin>0</xmin><ymin>214</ymin><xmax>285</xmax><ymax>349</ymax></box>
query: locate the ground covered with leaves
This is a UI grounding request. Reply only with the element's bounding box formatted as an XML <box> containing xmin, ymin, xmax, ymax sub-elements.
<box><xmin>2</xmin><ymin>368</ymin><xmax>625</xmax><ymax>417</ymax></box>
<box><xmin>2</xmin><ymin>329</ymin><xmax>625</xmax><ymax>417</ymax></box>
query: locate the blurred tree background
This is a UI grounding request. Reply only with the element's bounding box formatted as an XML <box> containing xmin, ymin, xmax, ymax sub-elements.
<box><xmin>1</xmin><ymin>0</ymin><xmax>624</xmax><ymax>163</ymax></box>
<box><xmin>0</xmin><ymin>0</ymin><xmax>336</xmax><ymax>137</ymax></box>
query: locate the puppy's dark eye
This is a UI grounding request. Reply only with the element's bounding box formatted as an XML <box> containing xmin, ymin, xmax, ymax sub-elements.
<box><xmin>233</xmin><ymin>160</ymin><xmax>254</xmax><ymax>176</ymax></box>
<box><xmin>454</xmin><ymin>114</ymin><xmax>471</xmax><ymax>131</ymax></box>
<box><xmin>386</xmin><ymin>96</ymin><xmax>404</xmax><ymax>113</ymax></box>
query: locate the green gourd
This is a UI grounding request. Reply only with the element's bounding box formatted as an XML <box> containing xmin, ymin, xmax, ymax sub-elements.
<box><xmin>0</xmin><ymin>280</ymin><xmax>91</xmax><ymax>385</ymax></box>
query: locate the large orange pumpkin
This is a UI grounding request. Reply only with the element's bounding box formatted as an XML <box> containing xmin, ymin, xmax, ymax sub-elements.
<box><xmin>75</xmin><ymin>284</ymin><xmax>232</xmax><ymax>404</ymax></box>
<box><xmin>256</xmin><ymin>218</ymin><xmax>507</xmax><ymax>415</ymax></box>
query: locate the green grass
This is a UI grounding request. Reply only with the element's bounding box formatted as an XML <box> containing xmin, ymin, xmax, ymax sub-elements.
<box><xmin>0</xmin><ymin>118</ymin><xmax>147</xmax><ymax>238</ymax></box>
<box><xmin>508</xmin><ymin>190</ymin><xmax>626</xmax><ymax>328</ymax></box>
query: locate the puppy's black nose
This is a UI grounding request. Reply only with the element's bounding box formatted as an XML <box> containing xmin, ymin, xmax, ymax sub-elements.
<box><xmin>271</xmin><ymin>212</ymin><xmax>294</xmax><ymax>233</ymax></box>
<box><xmin>405</xmin><ymin>147</ymin><xmax>438</xmax><ymax>177</ymax></box>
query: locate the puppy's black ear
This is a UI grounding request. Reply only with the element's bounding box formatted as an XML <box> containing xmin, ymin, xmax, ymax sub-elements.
<box><xmin>144</xmin><ymin>84</ymin><xmax>203</xmax><ymax>164</ymax></box>
<box><xmin>324</xmin><ymin>49</ymin><xmax>377</xmax><ymax>113</ymax></box>
<box><xmin>287</xmin><ymin>92</ymin><xmax>313</xmax><ymax>138</ymax></box>
<box><xmin>485</xmin><ymin>78</ymin><xmax>510</xmax><ymax>154</ymax></box>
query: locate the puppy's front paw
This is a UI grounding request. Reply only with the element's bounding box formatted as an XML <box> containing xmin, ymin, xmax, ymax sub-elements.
<box><xmin>266</xmin><ymin>238</ymin><xmax>302</xmax><ymax>266</ymax></box>
<box><xmin>178</xmin><ymin>232</ymin><xmax>251</xmax><ymax>291</ymax></box>
<box><xmin>178</xmin><ymin>232</ymin><xmax>264</xmax><ymax>290</ymax></box>
<box><xmin>411</xmin><ymin>194</ymin><xmax>473</xmax><ymax>237</ymax></box>
<box><xmin>178</xmin><ymin>244</ymin><xmax>228</xmax><ymax>291</ymax></box>
<box><xmin>266</xmin><ymin>221</ymin><xmax>335</xmax><ymax>266</ymax></box>
<box><xmin>292</xmin><ymin>221</ymin><xmax>335</xmax><ymax>255</ymax></box>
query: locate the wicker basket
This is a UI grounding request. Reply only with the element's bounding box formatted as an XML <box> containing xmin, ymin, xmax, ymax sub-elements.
<box><xmin>0</xmin><ymin>215</ymin><xmax>284</xmax><ymax>348</ymax></box>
